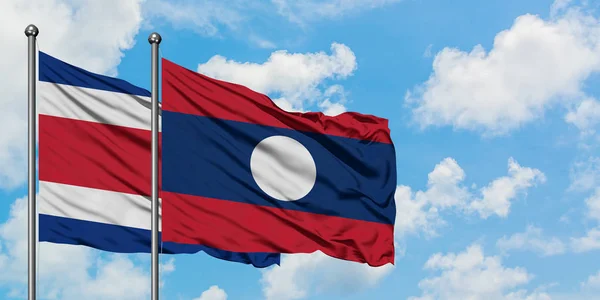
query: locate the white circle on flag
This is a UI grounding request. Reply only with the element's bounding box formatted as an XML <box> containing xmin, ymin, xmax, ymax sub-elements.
<box><xmin>250</xmin><ymin>135</ymin><xmax>316</xmax><ymax>201</ymax></box>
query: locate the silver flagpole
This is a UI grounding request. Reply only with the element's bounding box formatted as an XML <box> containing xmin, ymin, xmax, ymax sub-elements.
<box><xmin>25</xmin><ymin>24</ymin><xmax>39</xmax><ymax>300</ymax></box>
<box><xmin>148</xmin><ymin>32</ymin><xmax>162</xmax><ymax>300</ymax></box>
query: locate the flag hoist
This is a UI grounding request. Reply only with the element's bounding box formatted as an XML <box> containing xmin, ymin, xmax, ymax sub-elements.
<box><xmin>148</xmin><ymin>32</ymin><xmax>162</xmax><ymax>300</ymax></box>
<box><xmin>25</xmin><ymin>24</ymin><xmax>39</xmax><ymax>300</ymax></box>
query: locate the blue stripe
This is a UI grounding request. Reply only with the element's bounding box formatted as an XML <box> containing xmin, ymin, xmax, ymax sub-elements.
<box><xmin>39</xmin><ymin>214</ymin><xmax>280</xmax><ymax>268</ymax></box>
<box><xmin>38</xmin><ymin>51</ymin><xmax>151</xmax><ymax>97</ymax></box>
<box><xmin>162</xmin><ymin>111</ymin><xmax>397</xmax><ymax>224</ymax></box>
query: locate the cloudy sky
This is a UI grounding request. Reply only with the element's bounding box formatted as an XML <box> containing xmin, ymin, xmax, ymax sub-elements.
<box><xmin>1</xmin><ymin>0</ymin><xmax>600</xmax><ymax>299</ymax></box>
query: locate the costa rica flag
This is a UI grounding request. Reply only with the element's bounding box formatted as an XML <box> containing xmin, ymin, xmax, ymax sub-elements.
<box><xmin>161</xmin><ymin>58</ymin><xmax>397</xmax><ymax>266</ymax></box>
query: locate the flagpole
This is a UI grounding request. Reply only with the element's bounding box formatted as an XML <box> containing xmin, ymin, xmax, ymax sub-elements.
<box><xmin>25</xmin><ymin>24</ymin><xmax>39</xmax><ymax>300</ymax></box>
<box><xmin>149</xmin><ymin>32</ymin><xmax>162</xmax><ymax>300</ymax></box>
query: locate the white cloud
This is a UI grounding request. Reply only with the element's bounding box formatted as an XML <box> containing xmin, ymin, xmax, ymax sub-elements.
<box><xmin>565</xmin><ymin>98</ymin><xmax>600</xmax><ymax>136</ymax></box>
<box><xmin>406</xmin><ymin>5</ymin><xmax>600</xmax><ymax>136</ymax></box>
<box><xmin>581</xmin><ymin>270</ymin><xmax>600</xmax><ymax>290</ymax></box>
<box><xmin>571</xmin><ymin>228</ymin><xmax>600</xmax><ymax>253</ymax></box>
<box><xmin>0</xmin><ymin>196</ymin><xmax>164</xmax><ymax>299</ymax></box>
<box><xmin>272</xmin><ymin>0</ymin><xmax>402</xmax><ymax>25</ymax></box>
<box><xmin>394</xmin><ymin>185</ymin><xmax>444</xmax><ymax>238</ymax></box>
<box><xmin>143</xmin><ymin>0</ymin><xmax>245</xmax><ymax>37</ymax></box>
<box><xmin>318</xmin><ymin>99</ymin><xmax>347</xmax><ymax>116</ymax></box>
<box><xmin>569</xmin><ymin>156</ymin><xmax>600</xmax><ymax>192</ymax></box>
<box><xmin>142</xmin><ymin>1</ymin><xmax>280</xmax><ymax>49</ymax></box>
<box><xmin>0</xmin><ymin>0</ymin><xmax>145</xmax><ymax>189</ymax></box>
<box><xmin>160</xmin><ymin>257</ymin><xmax>175</xmax><ymax>273</ymax></box>
<box><xmin>394</xmin><ymin>157</ymin><xmax>468</xmax><ymax>237</ymax></box>
<box><xmin>537</xmin><ymin>270</ymin><xmax>600</xmax><ymax>299</ymax></box>
<box><xmin>551</xmin><ymin>0</ymin><xmax>574</xmax><ymax>17</ymax></box>
<box><xmin>423</xmin><ymin>44</ymin><xmax>434</xmax><ymax>58</ymax></box>
<box><xmin>565</xmin><ymin>158</ymin><xmax>600</xmax><ymax>256</ymax></box>
<box><xmin>197</xmin><ymin>43</ymin><xmax>356</xmax><ymax>113</ymax></box>
<box><xmin>409</xmin><ymin>244</ymin><xmax>550</xmax><ymax>300</ymax></box>
<box><xmin>397</xmin><ymin>157</ymin><xmax>544</xmax><ymax>237</ymax></box>
<box><xmin>248</xmin><ymin>34</ymin><xmax>278</xmax><ymax>49</ymax></box>
<box><xmin>194</xmin><ymin>285</ymin><xmax>228</xmax><ymax>300</ymax></box>
<box><xmin>586</xmin><ymin>188</ymin><xmax>600</xmax><ymax>222</ymax></box>
<box><xmin>317</xmin><ymin>85</ymin><xmax>348</xmax><ymax>116</ymax></box>
<box><xmin>469</xmin><ymin>158</ymin><xmax>546</xmax><ymax>218</ymax></box>
<box><xmin>421</xmin><ymin>157</ymin><xmax>471</xmax><ymax>209</ymax></box>
<box><xmin>496</xmin><ymin>225</ymin><xmax>566</xmax><ymax>257</ymax></box>
<box><xmin>68</xmin><ymin>255</ymin><xmax>149</xmax><ymax>299</ymax></box>
<box><xmin>570</xmin><ymin>187</ymin><xmax>600</xmax><ymax>253</ymax></box>
<box><xmin>260</xmin><ymin>252</ymin><xmax>393</xmax><ymax>300</ymax></box>
<box><xmin>504</xmin><ymin>290</ymin><xmax>553</xmax><ymax>300</ymax></box>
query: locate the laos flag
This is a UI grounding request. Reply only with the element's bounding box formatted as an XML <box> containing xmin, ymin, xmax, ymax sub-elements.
<box><xmin>161</xmin><ymin>59</ymin><xmax>397</xmax><ymax>266</ymax></box>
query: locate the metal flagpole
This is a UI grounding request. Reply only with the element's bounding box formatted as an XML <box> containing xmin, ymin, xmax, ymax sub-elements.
<box><xmin>148</xmin><ymin>32</ymin><xmax>162</xmax><ymax>300</ymax></box>
<box><xmin>25</xmin><ymin>24</ymin><xmax>39</xmax><ymax>300</ymax></box>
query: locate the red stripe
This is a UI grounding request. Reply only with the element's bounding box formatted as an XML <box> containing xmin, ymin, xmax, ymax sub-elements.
<box><xmin>161</xmin><ymin>191</ymin><xmax>395</xmax><ymax>267</ymax></box>
<box><xmin>161</xmin><ymin>58</ymin><xmax>392</xmax><ymax>144</ymax></box>
<box><xmin>39</xmin><ymin>115</ymin><xmax>160</xmax><ymax>195</ymax></box>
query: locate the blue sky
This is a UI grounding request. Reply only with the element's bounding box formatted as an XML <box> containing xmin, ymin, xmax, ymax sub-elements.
<box><xmin>1</xmin><ymin>0</ymin><xmax>600</xmax><ymax>299</ymax></box>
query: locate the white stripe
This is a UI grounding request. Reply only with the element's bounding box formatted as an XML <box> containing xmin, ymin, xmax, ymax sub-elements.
<box><xmin>38</xmin><ymin>81</ymin><xmax>161</xmax><ymax>131</ymax></box>
<box><xmin>39</xmin><ymin>181</ymin><xmax>162</xmax><ymax>231</ymax></box>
